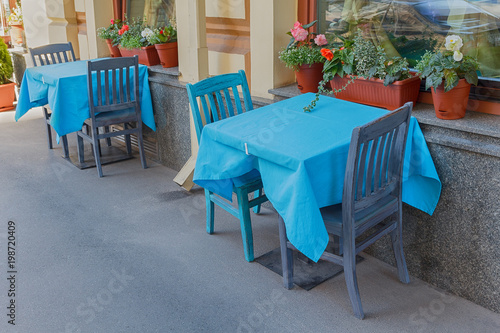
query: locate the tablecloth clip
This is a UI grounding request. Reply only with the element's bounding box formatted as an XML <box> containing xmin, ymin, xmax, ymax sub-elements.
<box><xmin>245</xmin><ymin>142</ymin><xmax>249</xmax><ymax>155</ymax></box>
<box><xmin>42</xmin><ymin>77</ymin><xmax>45</xmax><ymax>84</ymax></box>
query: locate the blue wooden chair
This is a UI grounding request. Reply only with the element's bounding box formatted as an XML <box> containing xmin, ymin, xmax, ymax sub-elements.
<box><xmin>29</xmin><ymin>42</ymin><xmax>77</xmax><ymax>158</ymax></box>
<box><xmin>186</xmin><ymin>70</ymin><xmax>268</xmax><ymax>262</ymax></box>
<box><xmin>76</xmin><ymin>56</ymin><xmax>147</xmax><ymax>177</ymax></box>
<box><xmin>279</xmin><ymin>102</ymin><xmax>413</xmax><ymax>319</ymax></box>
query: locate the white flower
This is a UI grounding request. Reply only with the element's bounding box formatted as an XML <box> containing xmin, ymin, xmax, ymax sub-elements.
<box><xmin>453</xmin><ymin>50</ymin><xmax>463</xmax><ymax>61</ymax></box>
<box><xmin>141</xmin><ymin>28</ymin><xmax>154</xmax><ymax>38</ymax></box>
<box><xmin>445</xmin><ymin>35</ymin><xmax>463</xmax><ymax>52</ymax></box>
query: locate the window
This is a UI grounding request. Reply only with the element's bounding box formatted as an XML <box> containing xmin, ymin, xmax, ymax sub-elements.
<box><xmin>125</xmin><ymin>0</ymin><xmax>175</xmax><ymax>27</ymax></box>
<box><xmin>315</xmin><ymin>0</ymin><xmax>500</xmax><ymax>103</ymax></box>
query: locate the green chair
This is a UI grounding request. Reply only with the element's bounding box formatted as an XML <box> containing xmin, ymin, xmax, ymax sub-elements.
<box><xmin>186</xmin><ymin>70</ymin><xmax>268</xmax><ymax>262</ymax></box>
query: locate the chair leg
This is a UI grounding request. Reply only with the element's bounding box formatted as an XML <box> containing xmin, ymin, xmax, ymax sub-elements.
<box><xmin>124</xmin><ymin>123</ymin><xmax>132</xmax><ymax>155</ymax></box>
<box><xmin>343</xmin><ymin>237</ymin><xmax>364</xmax><ymax>319</ymax></box>
<box><xmin>252</xmin><ymin>189</ymin><xmax>262</xmax><ymax>214</ymax></box>
<box><xmin>96</xmin><ymin>127</ymin><xmax>102</xmax><ymax>157</ymax></box>
<box><xmin>43</xmin><ymin>107</ymin><xmax>53</xmax><ymax>149</ymax></box>
<box><xmin>205</xmin><ymin>189</ymin><xmax>214</xmax><ymax>234</ymax></box>
<box><xmin>235</xmin><ymin>186</ymin><xmax>254</xmax><ymax>262</ymax></box>
<box><xmin>390</xmin><ymin>212</ymin><xmax>410</xmax><ymax>284</ymax></box>
<box><xmin>61</xmin><ymin>135</ymin><xmax>69</xmax><ymax>158</ymax></box>
<box><xmin>104</xmin><ymin>126</ymin><xmax>112</xmax><ymax>146</ymax></box>
<box><xmin>77</xmin><ymin>133</ymin><xmax>85</xmax><ymax>163</ymax></box>
<box><xmin>91</xmin><ymin>127</ymin><xmax>103</xmax><ymax>177</ymax></box>
<box><xmin>278</xmin><ymin>216</ymin><xmax>294</xmax><ymax>289</ymax></box>
<box><xmin>136</xmin><ymin>126</ymin><xmax>147</xmax><ymax>169</ymax></box>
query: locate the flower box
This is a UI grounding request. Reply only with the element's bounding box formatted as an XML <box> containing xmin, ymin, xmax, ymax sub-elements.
<box><xmin>119</xmin><ymin>45</ymin><xmax>160</xmax><ymax>66</ymax></box>
<box><xmin>105</xmin><ymin>39</ymin><xmax>121</xmax><ymax>57</ymax></box>
<box><xmin>330</xmin><ymin>75</ymin><xmax>421</xmax><ymax>110</ymax></box>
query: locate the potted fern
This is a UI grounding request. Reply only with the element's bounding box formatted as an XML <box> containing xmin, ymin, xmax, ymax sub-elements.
<box><xmin>318</xmin><ymin>30</ymin><xmax>420</xmax><ymax>111</ymax></box>
<box><xmin>415</xmin><ymin>35</ymin><xmax>479</xmax><ymax>120</ymax></box>
<box><xmin>0</xmin><ymin>37</ymin><xmax>15</xmax><ymax>110</ymax></box>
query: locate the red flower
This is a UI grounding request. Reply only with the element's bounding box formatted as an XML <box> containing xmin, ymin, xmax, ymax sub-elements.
<box><xmin>340</xmin><ymin>46</ymin><xmax>345</xmax><ymax>51</ymax></box>
<box><xmin>160</xmin><ymin>30</ymin><xmax>164</xmax><ymax>35</ymax></box>
<box><xmin>321</xmin><ymin>48</ymin><xmax>334</xmax><ymax>61</ymax></box>
<box><xmin>123</xmin><ymin>25</ymin><xmax>129</xmax><ymax>31</ymax></box>
<box><xmin>111</xmin><ymin>19</ymin><xmax>114</xmax><ymax>24</ymax></box>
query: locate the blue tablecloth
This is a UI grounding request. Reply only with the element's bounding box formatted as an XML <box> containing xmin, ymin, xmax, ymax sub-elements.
<box><xmin>15</xmin><ymin>60</ymin><xmax>156</xmax><ymax>136</ymax></box>
<box><xmin>193</xmin><ymin>93</ymin><xmax>441</xmax><ymax>262</ymax></box>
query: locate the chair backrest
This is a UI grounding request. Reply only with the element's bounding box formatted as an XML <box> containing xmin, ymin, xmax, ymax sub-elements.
<box><xmin>87</xmin><ymin>55</ymin><xmax>140</xmax><ymax>120</ymax></box>
<box><xmin>343</xmin><ymin>102</ymin><xmax>413</xmax><ymax>217</ymax></box>
<box><xmin>185</xmin><ymin>70</ymin><xmax>253</xmax><ymax>143</ymax></box>
<box><xmin>29</xmin><ymin>42</ymin><xmax>76</xmax><ymax>67</ymax></box>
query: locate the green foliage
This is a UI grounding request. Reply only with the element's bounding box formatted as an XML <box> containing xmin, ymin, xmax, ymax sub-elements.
<box><xmin>415</xmin><ymin>49</ymin><xmax>479</xmax><ymax>92</ymax></box>
<box><xmin>120</xmin><ymin>34</ymin><xmax>143</xmax><ymax>49</ymax></box>
<box><xmin>97</xmin><ymin>19</ymin><xmax>122</xmax><ymax>43</ymax></box>
<box><xmin>118</xmin><ymin>17</ymin><xmax>152</xmax><ymax>49</ymax></box>
<box><xmin>278</xmin><ymin>47</ymin><xmax>325</xmax><ymax>71</ymax></box>
<box><xmin>0</xmin><ymin>38</ymin><xmax>13</xmax><ymax>84</ymax></box>
<box><xmin>147</xmin><ymin>24</ymin><xmax>177</xmax><ymax>45</ymax></box>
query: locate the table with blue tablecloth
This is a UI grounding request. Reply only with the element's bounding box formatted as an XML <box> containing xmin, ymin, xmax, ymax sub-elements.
<box><xmin>193</xmin><ymin>93</ymin><xmax>441</xmax><ymax>262</ymax></box>
<box><xmin>15</xmin><ymin>60</ymin><xmax>156</xmax><ymax>136</ymax></box>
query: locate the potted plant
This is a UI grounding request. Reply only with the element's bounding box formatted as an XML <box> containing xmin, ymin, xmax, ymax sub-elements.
<box><xmin>305</xmin><ymin>30</ymin><xmax>420</xmax><ymax>112</ymax></box>
<box><xmin>97</xmin><ymin>19</ymin><xmax>123</xmax><ymax>57</ymax></box>
<box><xmin>278</xmin><ymin>21</ymin><xmax>327</xmax><ymax>93</ymax></box>
<box><xmin>0</xmin><ymin>37</ymin><xmax>15</xmax><ymax>110</ymax></box>
<box><xmin>415</xmin><ymin>35</ymin><xmax>479</xmax><ymax>120</ymax></box>
<box><xmin>1</xmin><ymin>28</ymin><xmax>11</xmax><ymax>48</ymax></box>
<box><xmin>7</xmin><ymin>1</ymin><xmax>23</xmax><ymax>46</ymax></box>
<box><xmin>118</xmin><ymin>18</ymin><xmax>160</xmax><ymax>66</ymax></box>
<box><xmin>147</xmin><ymin>21</ymin><xmax>178</xmax><ymax>68</ymax></box>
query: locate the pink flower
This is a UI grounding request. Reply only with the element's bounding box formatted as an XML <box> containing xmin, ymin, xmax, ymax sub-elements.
<box><xmin>111</xmin><ymin>19</ymin><xmax>114</xmax><ymax>24</ymax></box>
<box><xmin>314</xmin><ymin>34</ymin><xmax>327</xmax><ymax>46</ymax></box>
<box><xmin>293</xmin><ymin>21</ymin><xmax>302</xmax><ymax>29</ymax></box>
<box><xmin>291</xmin><ymin>27</ymin><xmax>308</xmax><ymax>42</ymax></box>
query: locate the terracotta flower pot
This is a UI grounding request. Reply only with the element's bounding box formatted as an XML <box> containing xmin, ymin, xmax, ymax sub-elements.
<box><xmin>119</xmin><ymin>45</ymin><xmax>160</xmax><ymax>66</ymax></box>
<box><xmin>330</xmin><ymin>75</ymin><xmax>421</xmax><ymax>110</ymax></box>
<box><xmin>9</xmin><ymin>24</ymin><xmax>23</xmax><ymax>46</ymax></box>
<box><xmin>431</xmin><ymin>79</ymin><xmax>471</xmax><ymax>120</ymax></box>
<box><xmin>105</xmin><ymin>39</ymin><xmax>122</xmax><ymax>57</ymax></box>
<box><xmin>0</xmin><ymin>82</ymin><xmax>16</xmax><ymax>111</ymax></box>
<box><xmin>154</xmin><ymin>42</ymin><xmax>178</xmax><ymax>68</ymax></box>
<box><xmin>295</xmin><ymin>63</ymin><xmax>324</xmax><ymax>93</ymax></box>
<box><xmin>0</xmin><ymin>35</ymin><xmax>11</xmax><ymax>48</ymax></box>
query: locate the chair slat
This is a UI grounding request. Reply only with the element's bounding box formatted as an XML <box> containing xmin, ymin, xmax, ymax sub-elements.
<box><xmin>112</xmin><ymin>69</ymin><xmax>117</xmax><ymax>105</ymax></box>
<box><xmin>125</xmin><ymin>66</ymin><xmax>131</xmax><ymax>103</ymax></box>
<box><xmin>366</xmin><ymin>138</ymin><xmax>379</xmax><ymax>195</ymax></box>
<box><xmin>373</xmin><ymin>133</ymin><xmax>388</xmax><ymax>191</ymax></box>
<box><xmin>119</xmin><ymin>67</ymin><xmax>124</xmax><ymax>104</ymax></box>
<box><xmin>215</xmin><ymin>91</ymin><xmax>226</xmax><ymax>119</ymax></box>
<box><xmin>232</xmin><ymin>87</ymin><xmax>243</xmax><ymax>115</ymax></box>
<box><xmin>200</xmin><ymin>95</ymin><xmax>212</xmax><ymax>126</ymax></box>
<box><xmin>104</xmin><ymin>69</ymin><xmax>110</xmax><ymax>105</ymax></box>
<box><xmin>381</xmin><ymin>129</ymin><xmax>394</xmax><ymax>187</ymax></box>
<box><xmin>223</xmin><ymin>89</ymin><xmax>235</xmax><ymax>117</ymax></box>
<box><xmin>356</xmin><ymin>143</ymin><xmax>369</xmax><ymax>200</ymax></box>
<box><xmin>207</xmin><ymin>93</ymin><xmax>219</xmax><ymax>122</ymax></box>
<box><xmin>96</xmin><ymin>70</ymin><xmax>102</xmax><ymax>106</ymax></box>
<box><xmin>55</xmin><ymin>52</ymin><xmax>63</xmax><ymax>64</ymax></box>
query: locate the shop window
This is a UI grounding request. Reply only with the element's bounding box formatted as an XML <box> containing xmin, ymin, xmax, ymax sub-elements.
<box><xmin>123</xmin><ymin>0</ymin><xmax>175</xmax><ymax>26</ymax></box>
<box><xmin>311</xmin><ymin>0</ymin><xmax>500</xmax><ymax>103</ymax></box>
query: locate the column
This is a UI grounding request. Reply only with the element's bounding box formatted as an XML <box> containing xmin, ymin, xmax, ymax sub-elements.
<box><xmin>250</xmin><ymin>0</ymin><xmax>296</xmax><ymax>99</ymax></box>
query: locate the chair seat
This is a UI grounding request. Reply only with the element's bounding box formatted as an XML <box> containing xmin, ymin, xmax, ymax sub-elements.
<box><xmin>320</xmin><ymin>195</ymin><xmax>398</xmax><ymax>237</ymax></box>
<box><xmin>232</xmin><ymin>169</ymin><xmax>262</xmax><ymax>189</ymax></box>
<box><xmin>85</xmin><ymin>108</ymin><xmax>137</xmax><ymax>126</ymax></box>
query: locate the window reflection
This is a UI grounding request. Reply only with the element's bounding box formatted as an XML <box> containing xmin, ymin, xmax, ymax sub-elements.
<box><xmin>127</xmin><ymin>0</ymin><xmax>176</xmax><ymax>27</ymax></box>
<box><xmin>318</xmin><ymin>0</ymin><xmax>500</xmax><ymax>78</ymax></box>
